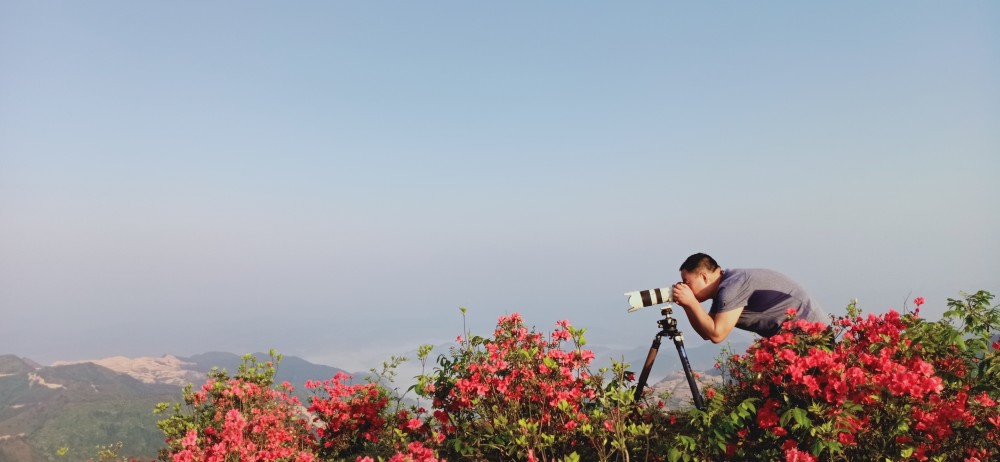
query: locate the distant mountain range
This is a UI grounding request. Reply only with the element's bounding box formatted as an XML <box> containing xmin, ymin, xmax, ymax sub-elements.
<box><xmin>0</xmin><ymin>352</ymin><xmax>356</xmax><ymax>462</ymax></box>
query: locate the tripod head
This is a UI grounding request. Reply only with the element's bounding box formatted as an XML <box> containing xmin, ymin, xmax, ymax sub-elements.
<box><xmin>656</xmin><ymin>306</ymin><xmax>680</xmax><ymax>335</ymax></box>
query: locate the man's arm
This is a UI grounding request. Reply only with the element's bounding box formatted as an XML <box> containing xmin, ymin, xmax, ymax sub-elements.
<box><xmin>672</xmin><ymin>283</ymin><xmax>743</xmax><ymax>343</ymax></box>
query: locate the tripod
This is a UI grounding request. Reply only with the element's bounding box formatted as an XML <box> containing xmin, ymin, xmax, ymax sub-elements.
<box><xmin>633</xmin><ymin>305</ymin><xmax>705</xmax><ymax>410</ymax></box>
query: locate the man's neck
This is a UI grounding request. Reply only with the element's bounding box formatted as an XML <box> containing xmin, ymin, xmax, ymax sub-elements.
<box><xmin>708</xmin><ymin>270</ymin><xmax>723</xmax><ymax>299</ymax></box>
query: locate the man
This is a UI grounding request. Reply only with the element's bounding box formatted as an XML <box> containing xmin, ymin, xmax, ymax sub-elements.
<box><xmin>671</xmin><ymin>253</ymin><xmax>828</xmax><ymax>343</ymax></box>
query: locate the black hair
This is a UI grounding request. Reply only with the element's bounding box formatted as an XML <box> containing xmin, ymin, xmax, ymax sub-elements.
<box><xmin>679</xmin><ymin>253</ymin><xmax>719</xmax><ymax>273</ymax></box>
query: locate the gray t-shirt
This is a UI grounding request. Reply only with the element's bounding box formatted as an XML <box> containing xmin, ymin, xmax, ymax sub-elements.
<box><xmin>710</xmin><ymin>268</ymin><xmax>828</xmax><ymax>337</ymax></box>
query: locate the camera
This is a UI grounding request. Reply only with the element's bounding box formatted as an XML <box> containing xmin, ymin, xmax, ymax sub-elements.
<box><xmin>624</xmin><ymin>286</ymin><xmax>675</xmax><ymax>312</ymax></box>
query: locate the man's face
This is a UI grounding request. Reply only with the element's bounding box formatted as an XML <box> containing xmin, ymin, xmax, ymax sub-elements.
<box><xmin>680</xmin><ymin>269</ymin><xmax>710</xmax><ymax>302</ymax></box>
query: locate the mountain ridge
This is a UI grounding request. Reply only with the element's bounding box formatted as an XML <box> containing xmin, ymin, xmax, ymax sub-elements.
<box><xmin>0</xmin><ymin>356</ymin><xmax>36</xmax><ymax>376</ymax></box>
<box><xmin>0</xmin><ymin>351</ymin><xmax>357</xmax><ymax>462</ymax></box>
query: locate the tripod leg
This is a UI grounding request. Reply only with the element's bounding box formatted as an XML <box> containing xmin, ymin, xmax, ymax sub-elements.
<box><xmin>633</xmin><ymin>335</ymin><xmax>662</xmax><ymax>402</ymax></box>
<box><xmin>673</xmin><ymin>337</ymin><xmax>705</xmax><ymax>410</ymax></box>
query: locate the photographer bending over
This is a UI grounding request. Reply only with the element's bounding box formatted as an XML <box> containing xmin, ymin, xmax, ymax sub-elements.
<box><xmin>671</xmin><ymin>253</ymin><xmax>829</xmax><ymax>343</ymax></box>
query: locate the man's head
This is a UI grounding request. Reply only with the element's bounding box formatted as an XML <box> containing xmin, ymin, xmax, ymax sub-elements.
<box><xmin>679</xmin><ymin>253</ymin><xmax>723</xmax><ymax>302</ymax></box>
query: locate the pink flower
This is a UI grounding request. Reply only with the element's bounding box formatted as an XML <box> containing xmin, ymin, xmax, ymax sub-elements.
<box><xmin>406</xmin><ymin>418</ymin><xmax>423</xmax><ymax>431</ymax></box>
<box><xmin>181</xmin><ymin>429</ymin><xmax>197</xmax><ymax>448</ymax></box>
<box><xmin>914</xmin><ymin>296</ymin><xmax>925</xmax><ymax>307</ymax></box>
<box><xmin>785</xmin><ymin>447</ymin><xmax>817</xmax><ymax>462</ymax></box>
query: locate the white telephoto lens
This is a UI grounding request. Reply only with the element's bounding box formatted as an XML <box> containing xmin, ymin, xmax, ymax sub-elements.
<box><xmin>625</xmin><ymin>287</ymin><xmax>674</xmax><ymax>312</ymax></box>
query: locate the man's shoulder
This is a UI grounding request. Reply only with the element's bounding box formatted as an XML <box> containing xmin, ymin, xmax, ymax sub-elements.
<box><xmin>731</xmin><ymin>268</ymin><xmax>792</xmax><ymax>281</ymax></box>
<box><xmin>714</xmin><ymin>269</ymin><xmax>753</xmax><ymax>311</ymax></box>
<box><xmin>721</xmin><ymin>268</ymin><xmax>752</xmax><ymax>284</ymax></box>
<box><xmin>720</xmin><ymin>268</ymin><xmax>792</xmax><ymax>291</ymax></box>
<box><xmin>733</xmin><ymin>267</ymin><xmax>777</xmax><ymax>276</ymax></box>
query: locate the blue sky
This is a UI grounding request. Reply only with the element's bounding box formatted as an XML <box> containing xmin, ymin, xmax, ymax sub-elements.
<box><xmin>2</xmin><ymin>1</ymin><xmax>998</xmax><ymax>371</ymax></box>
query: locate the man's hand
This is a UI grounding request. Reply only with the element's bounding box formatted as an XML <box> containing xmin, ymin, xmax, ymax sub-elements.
<box><xmin>672</xmin><ymin>281</ymin><xmax>741</xmax><ymax>343</ymax></box>
<box><xmin>672</xmin><ymin>282</ymin><xmax>698</xmax><ymax>308</ymax></box>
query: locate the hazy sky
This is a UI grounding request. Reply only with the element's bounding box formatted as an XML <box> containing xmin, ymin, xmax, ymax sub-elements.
<box><xmin>2</xmin><ymin>2</ymin><xmax>998</xmax><ymax>371</ymax></box>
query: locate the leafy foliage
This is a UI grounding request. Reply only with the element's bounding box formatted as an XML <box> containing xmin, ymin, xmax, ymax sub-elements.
<box><xmin>670</xmin><ymin>292</ymin><xmax>1000</xmax><ymax>462</ymax></box>
<box><xmin>412</xmin><ymin>313</ymin><xmax>672</xmax><ymax>461</ymax></box>
<box><xmin>152</xmin><ymin>291</ymin><xmax>1000</xmax><ymax>462</ymax></box>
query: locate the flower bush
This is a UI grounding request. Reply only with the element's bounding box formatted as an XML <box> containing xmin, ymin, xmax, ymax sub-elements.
<box><xmin>154</xmin><ymin>290</ymin><xmax>999</xmax><ymax>462</ymax></box>
<box><xmin>672</xmin><ymin>291</ymin><xmax>1000</xmax><ymax>462</ymax></box>
<box><xmin>155</xmin><ymin>351</ymin><xmax>318</xmax><ymax>462</ymax></box>
<box><xmin>156</xmin><ymin>352</ymin><xmax>440</xmax><ymax>462</ymax></box>
<box><xmin>411</xmin><ymin>312</ymin><xmax>670</xmax><ymax>461</ymax></box>
<box><xmin>304</xmin><ymin>364</ymin><xmax>443</xmax><ymax>461</ymax></box>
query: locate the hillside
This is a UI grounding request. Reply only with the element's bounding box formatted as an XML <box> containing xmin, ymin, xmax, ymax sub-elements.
<box><xmin>0</xmin><ymin>352</ymin><xmax>355</xmax><ymax>462</ymax></box>
<box><xmin>650</xmin><ymin>368</ymin><xmax>724</xmax><ymax>410</ymax></box>
<box><xmin>0</xmin><ymin>355</ymin><xmax>35</xmax><ymax>376</ymax></box>
<box><xmin>51</xmin><ymin>355</ymin><xmax>202</xmax><ymax>387</ymax></box>
<box><xmin>0</xmin><ymin>359</ymin><xmax>175</xmax><ymax>462</ymax></box>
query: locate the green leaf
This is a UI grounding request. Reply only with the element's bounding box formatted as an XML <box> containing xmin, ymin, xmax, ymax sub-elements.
<box><xmin>779</xmin><ymin>407</ymin><xmax>811</xmax><ymax>430</ymax></box>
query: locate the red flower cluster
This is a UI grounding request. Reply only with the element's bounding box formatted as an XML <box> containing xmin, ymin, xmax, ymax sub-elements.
<box><xmin>356</xmin><ymin>441</ymin><xmax>440</xmax><ymax>462</ymax></box>
<box><xmin>161</xmin><ymin>354</ymin><xmax>447</xmax><ymax>462</ymax></box>
<box><xmin>417</xmin><ymin>313</ymin><xmax>615</xmax><ymax>460</ymax></box>
<box><xmin>784</xmin><ymin>445</ymin><xmax>817</xmax><ymax>462</ymax></box>
<box><xmin>719</xmin><ymin>301</ymin><xmax>1000</xmax><ymax>460</ymax></box>
<box><xmin>166</xmin><ymin>377</ymin><xmax>317</xmax><ymax>462</ymax></box>
<box><xmin>750</xmin><ymin>312</ymin><xmax>943</xmax><ymax>406</ymax></box>
<box><xmin>305</xmin><ymin>372</ymin><xmax>389</xmax><ymax>453</ymax></box>
<box><xmin>435</xmin><ymin>313</ymin><xmax>598</xmax><ymax>429</ymax></box>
